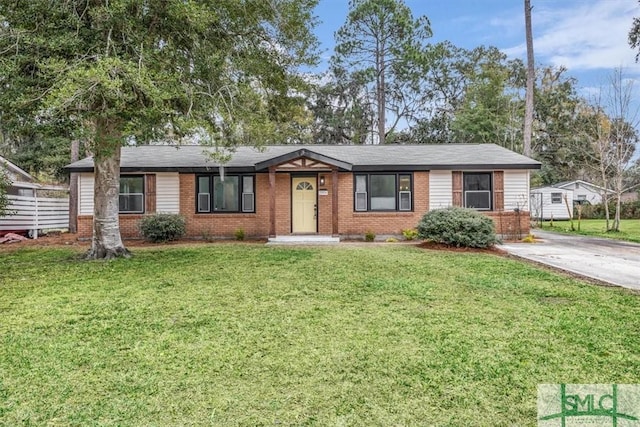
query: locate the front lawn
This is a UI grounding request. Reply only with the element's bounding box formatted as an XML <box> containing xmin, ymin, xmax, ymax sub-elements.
<box><xmin>540</xmin><ymin>218</ymin><xmax>640</xmax><ymax>243</ymax></box>
<box><xmin>1</xmin><ymin>244</ymin><xmax>639</xmax><ymax>425</ymax></box>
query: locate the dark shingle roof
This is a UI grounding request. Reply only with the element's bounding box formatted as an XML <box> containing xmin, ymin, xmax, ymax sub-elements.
<box><xmin>66</xmin><ymin>144</ymin><xmax>541</xmax><ymax>172</ymax></box>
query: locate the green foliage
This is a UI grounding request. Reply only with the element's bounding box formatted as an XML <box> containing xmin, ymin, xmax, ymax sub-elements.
<box><xmin>405</xmin><ymin>43</ymin><xmax>524</xmax><ymax>147</ymax></box>
<box><xmin>629</xmin><ymin>9</ymin><xmax>640</xmax><ymax>62</ymax></box>
<box><xmin>0</xmin><ymin>0</ymin><xmax>319</xmax><ymax>252</ymax></box>
<box><xmin>365</xmin><ymin>230</ymin><xmax>376</xmax><ymax>242</ymax></box>
<box><xmin>531</xmin><ymin>67</ymin><xmax>588</xmax><ymax>183</ymax></box>
<box><xmin>0</xmin><ymin>0</ymin><xmax>320</xmax><ymax>149</ymax></box>
<box><xmin>417</xmin><ymin>207</ymin><xmax>499</xmax><ymax>248</ymax></box>
<box><xmin>449</xmin><ymin>46</ymin><xmax>522</xmax><ymax>149</ymax></box>
<box><xmin>138</xmin><ymin>213</ymin><xmax>186</xmax><ymax>243</ymax></box>
<box><xmin>332</xmin><ymin>0</ymin><xmax>432</xmax><ymax>143</ymax></box>
<box><xmin>0</xmin><ymin>168</ymin><xmax>11</xmax><ymax>217</ymax></box>
<box><xmin>402</xmin><ymin>228</ymin><xmax>418</xmax><ymax>240</ymax></box>
<box><xmin>234</xmin><ymin>228</ymin><xmax>246</xmax><ymax>241</ymax></box>
<box><xmin>0</xmin><ymin>136</ymin><xmax>72</xmax><ymax>182</ymax></box>
<box><xmin>580</xmin><ymin>201</ymin><xmax>640</xmax><ymax>220</ymax></box>
<box><xmin>307</xmin><ymin>66</ymin><xmax>374</xmax><ymax>144</ymax></box>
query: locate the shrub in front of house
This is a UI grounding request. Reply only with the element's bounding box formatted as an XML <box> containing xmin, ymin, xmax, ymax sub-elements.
<box><xmin>417</xmin><ymin>207</ymin><xmax>499</xmax><ymax>248</ymax></box>
<box><xmin>402</xmin><ymin>228</ymin><xmax>419</xmax><ymax>240</ymax></box>
<box><xmin>234</xmin><ymin>228</ymin><xmax>245</xmax><ymax>241</ymax></box>
<box><xmin>138</xmin><ymin>213</ymin><xmax>186</xmax><ymax>243</ymax></box>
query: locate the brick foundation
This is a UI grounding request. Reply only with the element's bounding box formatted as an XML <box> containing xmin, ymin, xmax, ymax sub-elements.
<box><xmin>484</xmin><ymin>210</ymin><xmax>531</xmax><ymax>240</ymax></box>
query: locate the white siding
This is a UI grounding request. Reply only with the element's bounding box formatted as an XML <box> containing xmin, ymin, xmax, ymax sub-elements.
<box><xmin>530</xmin><ymin>187</ymin><xmax>573</xmax><ymax>220</ymax></box>
<box><xmin>503</xmin><ymin>170</ymin><xmax>530</xmax><ymax>211</ymax></box>
<box><xmin>156</xmin><ymin>172</ymin><xmax>180</xmax><ymax>213</ymax></box>
<box><xmin>429</xmin><ymin>170</ymin><xmax>453</xmax><ymax>210</ymax></box>
<box><xmin>572</xmin><ymin>183</ymin><xmax>603</xmax><ymax>205</ymax></box>
<box><xmin>79</xmin><ymin>173</ymin><xmax>94</xmax><ymax>215</ymax></box>
<box><xmin>78</xmin><ymin>172</ymin><xmax>180</xmax><ymax>215</ymax></box>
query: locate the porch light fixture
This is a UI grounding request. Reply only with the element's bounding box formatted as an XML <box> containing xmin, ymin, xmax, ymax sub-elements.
<box><xmin>319</xmin><ymin>175</ymin><xmax>326</xmax><ymax>186</ymax></box>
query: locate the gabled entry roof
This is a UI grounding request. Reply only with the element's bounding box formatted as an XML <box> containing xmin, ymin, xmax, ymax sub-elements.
<box><xmin>254</xmin><ymin>148</ymin><xmax>353</xmax><ymax>171</ymax></box>
<box><xmin>66</xmin><ymin>144</ymin><xmax>541</xmax><ymax>173</ymax></box>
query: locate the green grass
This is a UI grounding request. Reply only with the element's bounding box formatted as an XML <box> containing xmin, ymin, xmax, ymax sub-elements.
<box><xmin>540</xmin><ymin>218</ymin><xmax>640</xmax><ymax>243</ymax></box>
<box><xmin>1</xmin><ymin>244</ymin><xmax>639</xmax><ymax>426</ymax></box>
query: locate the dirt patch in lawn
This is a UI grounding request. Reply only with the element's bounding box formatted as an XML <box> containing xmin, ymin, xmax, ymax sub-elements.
<box><xmin>0</xmin><ymin>232</ymin><xmax>88</xmax><ymax>251</ymax></box>
<box><xmin>417</xmin><ymin>241</ymin><xmax>507</xmax><ymax>255</ymax></box>
<box><xmin>0</xmin><ymin>233</ymin><xmax>257</xmax><ymax>252</ymax></box>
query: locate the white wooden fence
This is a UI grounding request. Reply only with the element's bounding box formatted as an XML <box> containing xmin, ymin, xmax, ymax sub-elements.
<box><xmin>0</xmin><ymin>195</ymin><xmax>69</xmax><ymax>238</ymax></box>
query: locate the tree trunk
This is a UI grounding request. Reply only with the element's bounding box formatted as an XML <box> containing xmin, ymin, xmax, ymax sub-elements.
<box><xmin>613</xmin><ymin>174</ymin><xmax>623</xmax><ymax>232</ymax></box>
<box><xmin>613</xmin><ymin>193</ymin><xmax>621</xmax><ymax>232</ymax></box>
<box><xmin>85</xmin><ymin>119</ymin><xmax>130</xmax><ymax>260</ymax></box>
<box><xmin>523</xmin><ymin>0</ymin><xmax>534</xmax><ymax>157</ymax></box>
<box><xmin>376</xmin><ymin>37</ymin><xmax>386</xmax><ymax>144</ymax></box>
<box><xmin>602</xmin><ymin>190</ymin><xmax>611</xmax><ymax>231</ymax></box>
<box><xmin>68</xmin><ymin>139</ymin><xmax>79</xmax><ymax>233</ymax></box>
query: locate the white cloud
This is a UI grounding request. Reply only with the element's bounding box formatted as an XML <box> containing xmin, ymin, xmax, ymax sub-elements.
<box><xmin>503</xmin><ymin>0</ymin><xmax>640</xmax><ymax>73</ymax></box>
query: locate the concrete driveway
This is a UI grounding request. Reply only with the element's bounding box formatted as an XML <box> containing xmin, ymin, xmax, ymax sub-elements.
<box><xmin>500</xmin><ymin>230</ymin><xmax>640</xmax><ymax>290</ymax></box>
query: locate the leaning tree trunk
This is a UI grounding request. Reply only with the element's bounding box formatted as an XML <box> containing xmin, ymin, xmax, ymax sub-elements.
<box><xmin>85</xmin><ymin>121</ymin><xmax>130</xmax><ymax>259</ymax></box>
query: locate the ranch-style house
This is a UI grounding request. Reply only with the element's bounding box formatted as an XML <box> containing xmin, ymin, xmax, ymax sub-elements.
<box><xmin>66</xmin><ymin>144</ymin><xmax>541</xmax><ymax>240</ymax></box>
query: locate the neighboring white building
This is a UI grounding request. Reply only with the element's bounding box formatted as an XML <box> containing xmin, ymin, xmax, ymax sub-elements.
<box><xmin>530</xmin><ymin>186</ymin><xmax>573</xmax><ymax>220</ymax></box>
<box><xmin>1</xmin><ymin>155</ymin><xmax>37</xmax><ymax>196</ymax></box>
<box><xmin>1</xmin><ymin>156</ymin><xmax>69</xmax><ymax>237</ymax></box>
<box><xmin>554</xmin><ymin>180</ymin><xmax>612</xmax><ymax>205</ymax></box>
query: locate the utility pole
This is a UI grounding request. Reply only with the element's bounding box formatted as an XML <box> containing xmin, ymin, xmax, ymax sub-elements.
<box><xmin>523</xmin><ymin>0</ymin><xmax>535</xmax><ymax>157</ymax></box>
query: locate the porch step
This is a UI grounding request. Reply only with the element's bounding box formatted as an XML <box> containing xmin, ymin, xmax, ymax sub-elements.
<box><xmin>266</xmin><ymin>235</ymin><xmax>340</xmax><ymax>245</ymax></box>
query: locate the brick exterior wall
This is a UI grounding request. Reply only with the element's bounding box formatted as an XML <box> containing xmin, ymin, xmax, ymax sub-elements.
<box><xmin>180</xmin><ymin>173</ymin><xmax>272</xmax><ymax>239</ymax></box>
<box><xmin>485</xmin><ymin>210</ymin><xmax>531</xmax><ymax>240</ymax></box>
<box><xmin>337</xmin><ymin>171</ymin><xmax>429</xmax><ymax>236</ymax></box>
<box><xmin>77</xmin><ymin>214</ymin><xmax>145</xmax><ymax>239</ymax></box>
<box><xmin>76</xmin><ymin>169</ymin><xmax>531</xmax><ymax>239</ymax></box>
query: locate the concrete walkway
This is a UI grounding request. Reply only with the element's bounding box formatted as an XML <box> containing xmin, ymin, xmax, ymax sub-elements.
<box><xmin>500</xmin><ymin>230</ymin><xmax>640</xmax><ymax>290</ymax></box>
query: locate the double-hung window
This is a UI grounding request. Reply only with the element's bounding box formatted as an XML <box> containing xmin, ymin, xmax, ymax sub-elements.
<box><xmin>197</xmin><ymin>174</ymin><xmax>255</xmax><ymax>213</ymax></box>
<box><xmin>119</xmin><ymin>176</ymin><xmax>144</xmax><ymax>213</ymax></box>
<box><xmin>551</xmin><ymin>193</ymin><xmax>563</xmax><ymax>204</ymax></box>
<box><xmin>463</xmin><ymin>172</ymin><xmax>492</xmax><ymax>210</ymax></box>
<box><xmin>354</xmin><ymin>173</ymin><xmax>412</xmax><ymax>212</ymax></box>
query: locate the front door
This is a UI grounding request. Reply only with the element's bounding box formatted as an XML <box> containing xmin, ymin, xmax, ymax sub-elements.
<box><xmin>292</xmin><ymin>177</ymin><xmax>317</xmax><ymax>233</ymax></box>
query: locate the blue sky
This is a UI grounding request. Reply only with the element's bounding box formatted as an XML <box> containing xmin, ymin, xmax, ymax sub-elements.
<box><xmin>313</xmin><ymin>0</ymin><xmax>640</xmax><ymax>95</ymax></box>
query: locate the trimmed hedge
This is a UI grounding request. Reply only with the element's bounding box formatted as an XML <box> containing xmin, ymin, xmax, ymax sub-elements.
<box><xmin>138</xmin><ymin>213</ymin><xmax>186</xmax><ymax>243</ymax></box>
<box><xmin>417</xmin><ymin>207</ymin><xmax>499</xmax><ymax>248</ymax></box>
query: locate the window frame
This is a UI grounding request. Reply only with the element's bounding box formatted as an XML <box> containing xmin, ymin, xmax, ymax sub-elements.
<box><xmin>197</xmin><ymin>176</ymin><xmax>211</xmax><ymax>213</ymax></box>
<box><xmin>353</xmin><ymin>173</ymin><xmax>413</xmax><ymax>212</ymax></box>
<box><xmin>354</xmin><ymin>175</ymin><xmax>368</xmax><ymax>211</ymax></box>
<box><xmin>196</xmin><ymin>174</ymin><xmax>255</xmax><ymax>214</ymax></box>
<box><xmin>119</xmin><ymin>175</ymin><xmax>145</xmax><ymax>214</ymax></box>
<box><xmin>463</xmin><ymin>172</ymin><xmax>493</xmax><ymax>211</ymax></box>
<box><xmin>551</xmin><ymin>192</ymin><xmax>563</xmax><ymax>204</ymax></box>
